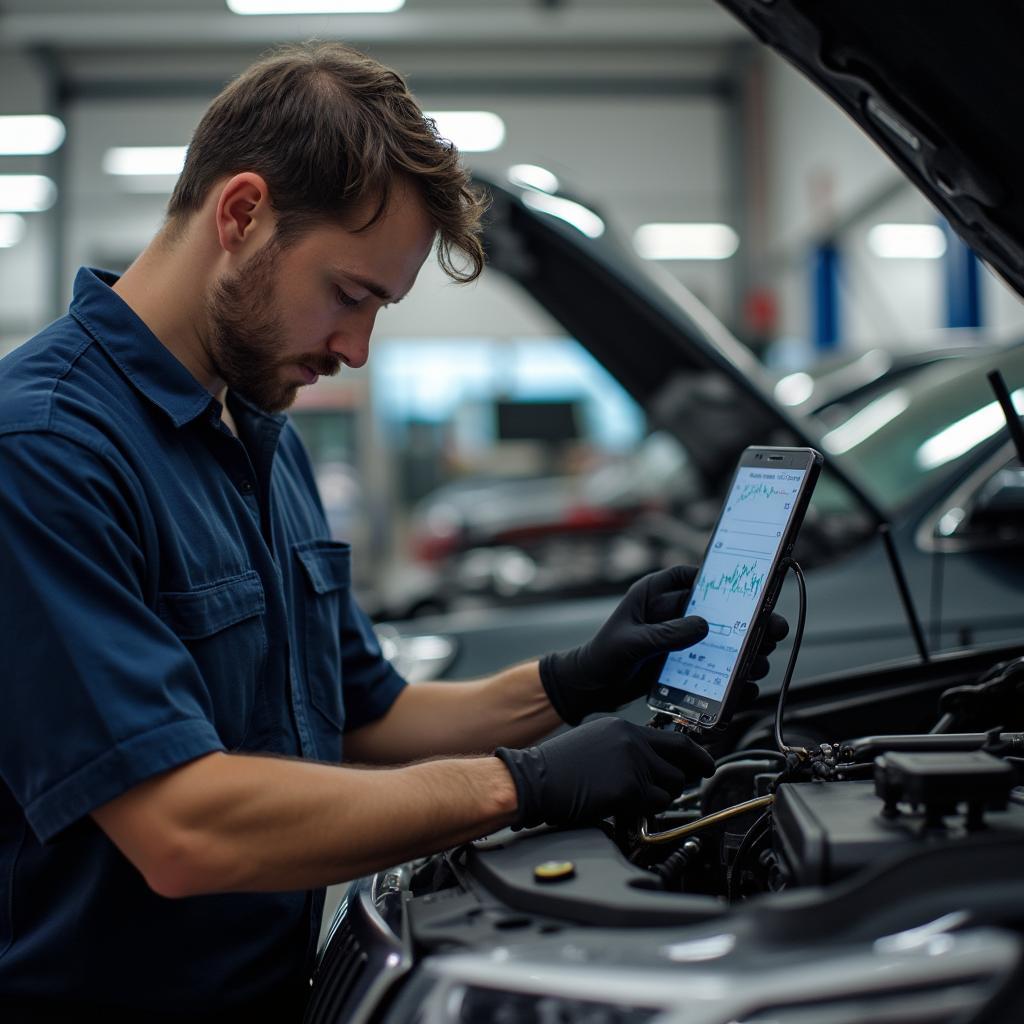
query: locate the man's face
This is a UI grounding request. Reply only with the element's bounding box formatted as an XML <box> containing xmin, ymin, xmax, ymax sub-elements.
<box><xmin>206</xmin><ymin>180</ymin><xmax>435</xmax><ymax>413</ymax></box>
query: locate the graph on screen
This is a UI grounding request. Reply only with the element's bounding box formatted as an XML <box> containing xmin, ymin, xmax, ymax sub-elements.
<box><xmin>697</xmin><ymin>561</ymin><xmax>767</xmax><ymax>602</ymax></box>
<box><xmin>734</xmin><ymin>481</ymin><xmax>790</xmax><ymax>505</ymax></box>
<box><xmin>657</xmin><ymin>465</ymin><xmax>806</xmax><ymax>704</ymax></box>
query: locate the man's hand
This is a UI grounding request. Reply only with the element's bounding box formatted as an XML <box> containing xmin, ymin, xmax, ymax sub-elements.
<box><xmin>539</xmin><ymin>565</ymin><xmax>789</xmax><ymax>725</ymax></box>
<box><xmin>495</xmin><ymin>718</ymin><xmax>715</xmax><ymax>829</ymax></box>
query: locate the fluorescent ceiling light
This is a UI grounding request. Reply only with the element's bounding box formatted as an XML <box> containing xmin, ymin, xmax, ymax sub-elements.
<box><xmin>507</xmin><ymin>164</ymin><xmax>559</xmax><ymax>194</ymax></box>
<box><xmin>426</xmin><ymin>111</ymin><xmax>505</xmax><ymax>153</ymax></box>
<box><xmin>103</xmin><ymin>146</ymin><xmax>187</xmax><ymax>177</ymax></box>
<box><xmin>774</xmin><ymin>371</ymin><xmax>814</xmax><ymax>407</ymax></box>
<box><xmin>0</xmin><ymin>214</ymin><xmax>27</xmax><ymax>248</ymax></box>
<box><xmin>867</xmin><ymin>223</ymin><xmax>947</xmax><ymax>259</ymax></box>
<box><xmin>916</xmin><ymin>389</ymin><xmax>1024</xmax><ymax>470</ymax></box>
<box><xmin>0</xmin><ymin>175</ymin><xmax>57</xmax><ymax>213</ymax></box>
<box><xmin>227</xmin><ymin>0</ymin><xmax>404</xmax><ymax>11</ymax></box>
<box><xmin>0</xmin><ymin>115</ymin><xmax>65</xmax><ymax>156</ymax></box>
<box><xmin>822</xmin><ymin>389</ymin><xmax>910</xmax><ymax>455</ymax></box>
<box><xmin>634</xmin><ymin>222</ymin><xmax>739</xmax><ymax>261</ymax></box>
<box><xmin>520</xmin><ymin>191</ymin><xmax>605</xmax><ymax>239</ymax></box>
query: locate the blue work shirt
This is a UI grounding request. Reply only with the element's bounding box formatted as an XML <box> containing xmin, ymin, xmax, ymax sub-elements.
<box><xmin>0</xmin><ymin>268</ymin><xmax>407</xmax><ymax>1018</ymax></box>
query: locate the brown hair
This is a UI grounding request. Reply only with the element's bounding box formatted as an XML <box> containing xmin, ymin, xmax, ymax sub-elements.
<box><xmin>166</xmin><ymin>41</ymin><xmax>487</xmax><ymax>282</ymax></box>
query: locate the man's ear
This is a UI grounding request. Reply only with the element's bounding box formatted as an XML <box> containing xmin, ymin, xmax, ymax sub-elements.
<box><xmin>214</xmin><ymin>173</ymin><xmax>273</xmax><ymax>254</ymax></box>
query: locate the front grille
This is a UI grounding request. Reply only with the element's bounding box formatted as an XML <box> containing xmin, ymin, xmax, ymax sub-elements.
<box><xmin>304</xmin><ymin>914</ymin><xmax>369</xmax><ymax>1024</ymax></box>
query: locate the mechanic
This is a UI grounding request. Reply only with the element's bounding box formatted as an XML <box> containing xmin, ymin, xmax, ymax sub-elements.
<box><xmin>0</xmin><ymin>42</ymin><xmax>785</xmax><ymax>1022</ymax></box>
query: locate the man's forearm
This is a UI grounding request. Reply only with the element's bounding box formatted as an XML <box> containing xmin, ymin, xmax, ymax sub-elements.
<box><xmin>92</xmin><ymin>750</ymin><xmax>518</xmax><ymax>897</ymax></box>
<box><xmin>343</xmin><ymin>660</ymin><xmax>563</xmax><ymax>764</ymax></box>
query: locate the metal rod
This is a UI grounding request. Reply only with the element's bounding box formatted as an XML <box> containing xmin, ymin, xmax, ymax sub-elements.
<box><xmin>878</xmin><ymin>522</ymin><xmax>929</xmax><ymax>663</ymax></box>
<box><xmin>987</xmin><ymin>369</ymin><xmax>1024</xmax><ymax>465</ymax></box>
<box><xmin>638</xmin><ymin>795</ymin><xmax>774</xmax><ymax>845</ymax></box>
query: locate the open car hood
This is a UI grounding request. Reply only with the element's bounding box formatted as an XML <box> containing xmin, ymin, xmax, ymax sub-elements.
<box><xmin>477</xmin><ymin>174</ymin><xmax>864</xmax><ymax>499</ymax></box>
<box><xmin>717</xmin><ymin>0</ymin><xmax>1024</xmax><ymax>303</ymax></box>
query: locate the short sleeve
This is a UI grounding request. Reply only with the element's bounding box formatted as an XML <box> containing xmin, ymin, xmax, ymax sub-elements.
<box><xmin>0</xmin><ymin>431</ymin><xmax>225</xmax><ymax>842</ymax></box>
<box><xmin>339</xmin><ymin>597</ymin><xmax>407</xmax><ymax>733</ymax></box>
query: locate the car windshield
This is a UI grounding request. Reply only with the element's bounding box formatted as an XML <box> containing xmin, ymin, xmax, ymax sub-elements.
<box><xmin>825</xmin><ymin>344</ymin><xmax>1024</xmax><ymax>510</ymax></box>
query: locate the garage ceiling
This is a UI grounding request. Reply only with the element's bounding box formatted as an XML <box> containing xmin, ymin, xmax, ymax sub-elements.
<box><xmin>1</xmin><ymin>0</ymin><xmax>752</xmax><ymax>106</ymax></box>
<box><xmin>0</xmin><ymin>0</ymin><xmax>746</xmax><ymax>52</ymax></box>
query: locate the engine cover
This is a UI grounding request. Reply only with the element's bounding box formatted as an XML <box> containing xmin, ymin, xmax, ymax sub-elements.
<box><xmin>772</xmin><ymin>780</ymin><xmax>1024</xmax><ymax>886</ymax></box>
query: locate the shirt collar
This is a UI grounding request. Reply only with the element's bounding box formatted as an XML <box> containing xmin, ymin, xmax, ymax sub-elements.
<box><xmin>69</xmin><ymin>266</ymin><xmax>217</xmax><ymax>429</ymax></box>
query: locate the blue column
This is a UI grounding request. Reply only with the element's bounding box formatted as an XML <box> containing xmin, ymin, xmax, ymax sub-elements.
<box><xmin>941</xmin><ymin>219</ymin><xmax>982</xmax><ymax>329</ymax></box>
<box><xmin>812</xmin><ymin>239</ymin><xmax>841</xmax><ymax>352</ymax></box>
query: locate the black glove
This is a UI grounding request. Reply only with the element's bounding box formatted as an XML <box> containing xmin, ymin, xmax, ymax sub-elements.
<box><xmin>540</xmin><ymin>565</ymin><xmax>789</xmax><ymax>725</ymax></box>
<box><xmin>495</xmin><ymin>717</ymin><xmax>716</xmax><ymax>829</ymax></box>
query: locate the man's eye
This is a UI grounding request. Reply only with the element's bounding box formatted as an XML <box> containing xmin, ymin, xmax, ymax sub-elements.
<box><xmin>335</xmin><ymin>287</ymin><xmax>359</xmax><ymax>307</ymax></box>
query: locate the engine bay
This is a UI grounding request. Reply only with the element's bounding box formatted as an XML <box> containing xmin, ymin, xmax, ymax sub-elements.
<box><xmin>305</xmin><ymin>646</ymin><xmax>1024</xmax><ymax>1024</ymax></box>
<box><xmin>448</xmin><ymin>651</ymin><xmax>1024</xmax><ymax>930</ymax></box>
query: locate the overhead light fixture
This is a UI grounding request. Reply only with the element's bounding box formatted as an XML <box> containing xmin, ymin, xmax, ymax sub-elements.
<box><xmin>507</xmin><ymin>164</ymin><xmax>559</xmax><ymax>194</ymax></box>
<box><xmin>227</xmin><ymin>0</ymin><xmax>404</xmax><ymax>11</ymax></box>
<box><xmin>0</xmin><ymin>115</ymin><xmax>65</xmax><ymax>156</ymax></box>
<box><xmin>867</xmin><ymin>223</ymin><xmax>947</xmax><ymax>259</ymax></box>
<box><xmin>633</xmin><ymin>223</ymin><xmax>739</xmax><ymax>261</ymax></box>
<box><xmin>0</xmin><ymin>214</ymin><xmax>27</xmax><ymax>248</ymax></box>
<box><xmin>103</xmin><ymin>146</ymin><xmax>188</xmax><ymax>177</ymax></box>
<box><xmin>520</xmin><ymin>191</ymin><xmax>604</xmax><ymax>239</ymax></box>
<box><xmin>425</xmin><ymin>111</ymin><xmax>505</xmax><ymax>153</ymax></box>
<box><xmin>0</xmin><ymin>175</ymin><xmax>57</xmax><ymax>213</ymax></box>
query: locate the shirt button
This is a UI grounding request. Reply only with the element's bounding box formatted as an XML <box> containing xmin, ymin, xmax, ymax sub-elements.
<box><xmin>240</xmin><ymin>479</ymin><xmax>254</xmax><ymax>494</ymax></box>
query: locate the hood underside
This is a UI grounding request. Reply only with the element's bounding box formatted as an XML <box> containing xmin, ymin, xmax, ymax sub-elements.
<box><xmin>718</xmin><ymin>0</ymin><xmax>1024</xmax><ymax>301</ymax></box>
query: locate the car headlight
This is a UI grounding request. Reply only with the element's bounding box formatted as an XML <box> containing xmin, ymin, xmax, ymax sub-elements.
<box><xmin>448</xmin><ymin>985</ymin><xmax>660</xmax><ymax>1024</ymax></box>
<box><xmin>376</xmin><ymin>926</ymin><xmax>1023</xmax><ymax>1024</ymax></box>
<box><xmin>378</xmin><ymin>959</ymin><xmax>668</xmax><ymax>1024</ymax></box>
<box><xmin>381</xmin><ymin>975</ymin><xmax>663</xmax><ymax>1024</ymax></box>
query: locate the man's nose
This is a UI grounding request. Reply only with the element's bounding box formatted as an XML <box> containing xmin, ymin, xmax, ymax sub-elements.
<box><xmin>328</xmin><ymin>310</ymin><xmax>376</xmax><ymax>369</ymax></box>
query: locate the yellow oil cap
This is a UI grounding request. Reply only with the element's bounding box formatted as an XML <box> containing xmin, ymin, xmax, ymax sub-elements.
<box><xmin>534</xmin><ymin>860</ymin><xmax>576</xmax><ymax>883</ymax></box>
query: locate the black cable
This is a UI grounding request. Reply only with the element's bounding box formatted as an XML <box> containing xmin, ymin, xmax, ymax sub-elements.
<box><xmin>774</xmin><ymin>559</ymin><xmax>807</xmax><ymax>756</ymax></box>
<box><xmin>715</xmin><ymin>748</ymin><xmax>789</xmax><ymax>767</ymax></box>
<box><xmin>726</xmin><ymin>809</ymin><xmax>772</xmax><ymax>901</ymax></box>
<box><xmin>651</xmin><ymin>844</ymin><xmax>695</xmax><ymax>890</ymax></box>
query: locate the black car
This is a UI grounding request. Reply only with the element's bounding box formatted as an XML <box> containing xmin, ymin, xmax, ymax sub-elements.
<box><xmin>378</xmin><ymin>333</ymin><xmax>1001</xmax><ymax>625</ymax></box>
<box><xmin>308</xmin><ymin>4</ymin><xmax>1024</xmax><ymax>1022</ymax></box>
<box><xmin>378</xmin><ymin>179</ymin><xmax>1024</xmax><ymax>691</ymax></box>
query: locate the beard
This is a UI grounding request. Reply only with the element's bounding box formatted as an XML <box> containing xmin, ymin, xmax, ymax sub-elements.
<box><xmin>205</xmin><ymin>237</ymin><xmax>339</xmax><ymax>413</ymax></box>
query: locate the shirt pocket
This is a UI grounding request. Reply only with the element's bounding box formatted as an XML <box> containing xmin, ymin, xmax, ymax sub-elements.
<box><xmin>294</xmin><ymin>541</ymin><xmax>350</xmax><ymax>738</ymax></box>
<box><xmin>157</xmin><ymin>571</ymin><xmax>268</xmax><ymax>750</ymax></box>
